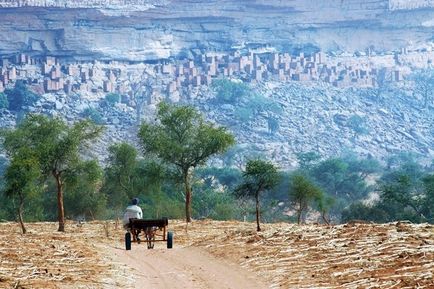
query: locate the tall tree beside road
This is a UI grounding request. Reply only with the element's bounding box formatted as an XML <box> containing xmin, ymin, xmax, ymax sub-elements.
<box><xmin>1</xmin><ymin>114</ymin><xmax>103</xmax><ymax>231</ymax></box>
<box><xmin>138</xmin><ymin>102</ymin><xmax>235</xmax><ymax>222</ymax></box>
<box><xmin>235</xmin><ymin>159</ymin><xmax>280</xmax><ymax>231</ymax></box>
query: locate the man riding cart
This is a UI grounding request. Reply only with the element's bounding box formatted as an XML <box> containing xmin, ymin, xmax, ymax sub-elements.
<box><xmin>122</xmin><ymin>198</ymin><xmax>173</xmax><ymax>250</ymax></box>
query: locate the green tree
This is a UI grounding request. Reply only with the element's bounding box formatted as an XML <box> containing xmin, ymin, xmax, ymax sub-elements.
<box><xmin>138</xmin><ymin>102</ymin><xmax>235</xmax><ymax>222</ymax></box>
<box><xmin>192</xmin><ymin>187</ymin><xmax>238</xmax><ymax>220</ymax></box>
<box><xmin>267</xmin><ymin>116</ymin><xmax>279</xmax><ymax>135</ymax></box>
<box><xmin>5</xmin><ymin>80</ymin><xmax>38</xmax><ymax>111</ymax></box>
<box><xmin>235</xmin><ymin>94</ymin><xmax>281</xmax><ymax>124</ymax></box>
<box><xmin>379</xmin><ymin>174</ymin><xmax>426</xmax><ymax>222</ymax></box>
<box><xmin>422</xmin><ymin>174</ymin><xmax>434</xmax><ymax>222</ymax></box>
<box><xmin>103</xmin><ymin>142</ymin><xmax>139</xmax><ymax>210</ymax></box>
<box><xmin>347</xmin><ymin>115</ymin><xmax>368</xmax><ymax>138</ymax></box>
<box><xmin>125</xmin><ymin>71</ymin><xmax>154</xmax><ymax>125</ymax></box>
<box><xmin>211</xmin><ymin>78</ymin><xmax>250</xmax><ymax>103</ymax></box>
<box><xmin>105</xmin><ymin>93</ymin><xmax>120</xmax><ymax>106</ymax></box>
<box><xmin>63</xmin><ymin>160</ymin><xmax>106</xmax><ymax>220</ymax></box>
<box><xmin>296</xmin><ymin>151</ymin><xmax>321</xmax><ymax>170</ymax></box>
<box><xmin>2</xmin><ymin>114</ymin><xmax>103</xmax><ymax>231</ymax></box>
<box><xmin>3</xmin><ymin>148</ymin><xmax>41</xmax><ymax>233</ymax></box>
<box><xmin>411</xmin><ymin>69</ymin><xmax>434</xmax><ymax>108</ymax></box>
<box><xmin>82</xmin><ymin>107</ymin><xmax>104</xmax><ymax>125</ymax></box>
<box><xmin>310</xmin><ymin>158</ymin><xmax>370</xmax><ymax>202</ymax></box>
<box><xmin>315</xmin><ymin>193</ymin><xmax>335</xmax><ymax>225</ymax></box>
<box><xmin>196</xmin><ymin>167</ymin><xmax>242</xmax><ymax>192</ymax></box>
<box><xmin>341</xmin><ymin>202</ymin><xmax>388</xmax><ymax>223</ymax></box>
<box><xmin>235</xmin><ymin>159</ymin><xmax>280</xmax><ymax>231</ymax></box>
<box><xmin>0</xmin><ymin>92</ymin><xmax>8</xmax><ymax>109</ymax></box>
<box><xmin>288</xmin><ymin>173</ymin><xmax>324</xmax><ymax>224</ymax></box>
<box><xmin>102</xmin><ymin>142</ymin><xmax>176</xmax><ymax>219</ymax></box>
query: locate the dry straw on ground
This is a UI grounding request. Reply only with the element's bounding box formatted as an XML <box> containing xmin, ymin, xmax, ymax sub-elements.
<box><xmin>0</xmin><ymin>221</ymin><xmax>123</xmax><ymax>289</ymax></box>
<box><xmin>1</xmin><ymin>220</ymin><xmax>433</xmax><ymax>288</ymax></box>
<box><xmin>175</xmin><ymin>220</ymin><xmax>434</xmax><ymax>289</ymax></box>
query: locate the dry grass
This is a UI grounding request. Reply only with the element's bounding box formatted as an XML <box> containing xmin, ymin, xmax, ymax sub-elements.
<box><xmin>0</xmin><ymin>220</ymin><xmax>433</xmax><ymax>289</ymax></box>
<box><xmin>173</xmin><ymin>220</ymin><xmax>434</xmax><ymax>289</ymax></box>
<box><xmin>0</xmin><ymin>221</ymin><xmax>123</xmax><ymax>289</ymax></box>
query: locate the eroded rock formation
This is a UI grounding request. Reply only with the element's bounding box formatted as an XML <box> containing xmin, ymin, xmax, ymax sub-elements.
<box><xmin>0</xmin><ymin>0</ymin><xmax>434</xmax><ymax>61</ymax></box>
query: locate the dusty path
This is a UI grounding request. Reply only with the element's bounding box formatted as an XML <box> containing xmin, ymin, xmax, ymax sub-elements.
<box><xmin>106</xmin><ymin>244</ymin><xmax>267</xmax><ymax>289</ymax></box>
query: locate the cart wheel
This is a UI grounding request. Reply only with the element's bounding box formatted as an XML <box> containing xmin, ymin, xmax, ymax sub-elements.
<box><xmin>167</xmin><ymin>231</ymin><xmax>173</xmax><ymax>249</ymax></box>
<box><xmin>125</xmin><ymin>232</ymin><xmax>132</xmax><ymax>250</ymax></box>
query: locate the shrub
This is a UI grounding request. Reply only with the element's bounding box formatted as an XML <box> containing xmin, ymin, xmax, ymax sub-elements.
<box><xmin>82</xmin><ymin>107</ymin><xmax>104</xmax><ymax>124</ymax></box>
<box><xmin>211</xmin><ymin>79</ymin><xmax>250</xmax><ymax>103</ymax></box>
<box><xmin>5</xmin><ymin>81</ymin><xmax>38</xmax><ymax>111</ymax></box>
<box><xmin>105</xmin><ymin>93</ymin><xmax>120</xmax><ymax>106</ymax></box>
<box><xmin>0</xmin><ymin>92</ymin><xmax>8</xmax><ymax>109</ymax></box>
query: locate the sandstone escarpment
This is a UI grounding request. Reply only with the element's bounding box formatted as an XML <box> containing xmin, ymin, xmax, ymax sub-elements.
<box><xmin>0</xmin><ymin>0</ymin><xmax>433</xmax><ymax>61</ymax></box>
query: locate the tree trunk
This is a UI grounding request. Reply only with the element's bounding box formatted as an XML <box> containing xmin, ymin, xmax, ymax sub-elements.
<box><xmin>54</xmin><ymin>172</ymin><xmax>65</xmax><ymax>232</ymax></box>
<box><xmin>255</xmin><ymin>193</ymin><xmax>261</xmax><ymax>232</ymax></box>
<box><xmin>184</xmin><ymin>170</ymin><xmax>192</xmax><ymax>223</ymax></box>
<box><xmin>136</xmin><ymin>105</ymin><xmax>142</xmax><ymax>126</ymax></box>
<box><xmin>297</xmin><ymin>210</ymin><xmax>302</xmax><ymax>225</ymax></box>
<box><xmin>321</xmin><ymin>212</ymin><xmax>330</xmax><ymax>226</ymax></box>
<box><xmin>18</xmin><ymin>194</ymin><xmax>26</xmax><ymax>234</ymax></box>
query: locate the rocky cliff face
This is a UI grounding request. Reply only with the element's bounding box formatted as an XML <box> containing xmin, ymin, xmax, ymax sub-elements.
<box><xmin>1</xmin><ymin>0</ymin><xmax>434</xmax><ymax>61</ymax></box>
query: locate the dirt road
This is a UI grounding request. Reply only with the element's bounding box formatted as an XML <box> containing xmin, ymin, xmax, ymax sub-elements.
<box><xmin>107</xmin><ymin>244</ymin><xmax>267</xmax><ymax>289</ymax></box>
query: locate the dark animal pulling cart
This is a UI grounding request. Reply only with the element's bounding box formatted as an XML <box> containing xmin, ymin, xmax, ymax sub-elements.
<box><xmin>125</xmin><ymin>218</ymin><xmax>173</xmax><ymax>250</ymax></box>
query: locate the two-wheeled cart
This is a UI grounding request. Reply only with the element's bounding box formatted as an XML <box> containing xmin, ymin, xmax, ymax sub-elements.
<box><xmin>125</xmin><ymin>218</ymin><xmax>173</xmax><ymax>250</ymax></box>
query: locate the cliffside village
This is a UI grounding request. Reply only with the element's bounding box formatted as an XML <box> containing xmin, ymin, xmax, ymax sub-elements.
<box><xmin>0</xmin><ymin>48</ymin><xmax>433</xmax><ymax>102</ymax></box>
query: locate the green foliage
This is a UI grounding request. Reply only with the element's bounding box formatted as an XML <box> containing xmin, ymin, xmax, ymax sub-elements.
<box><xmin>315</xmin><ymin>192</ymin><xmax>335</xmax><ymax>225</ymax></box>
<box><xmin>101</xmin><ymin>142</ymin><xmax>181</xmax><ymax>219</ymax></box>
<box><xmin>410</xmin><ymin>69</ymin><xmax>434</xmax><ymax>108</ymax></box>
<box><xmin>267</xmin><ymin>116</ymin><xmax>279</xmax><ymax>135</ymax></box>
<box><xmin>422</xmin><ymin>174</ymin><xmax>434</xmax><ymax>222</ymax></box>
<box><xmin>294</xmin><ymin>153</ymin><xmax>381</xmax><ymax>222</ymax></box>
<box><xmin>0</xmin><ymin>92</ymin><xmax>8</xmax><ymax>109</ymax></box>
<box><xmin>139</xmin><ymin>102</ymin><xmax>235</xmax><ymax>171</ymax></box>
<box><xmin>138</xmin><ymin>102</ymin><xmax>235</xmax><ymax>222</ymax></box>
<box><xmin>211</xmin><ymin>79</ymin><xmax>250</xmax><ymax>103</ymax></box>
<box><xmin>377</xmin><ymin>173</ymin><xmax>427</xmax><ymax>222</ymax></box>
<box><xmin>63</xmin><ymin>160</ymin><xmax>106</xmax><ymax>220</ymax></box>
<box><xmin>193</xmin><ymin>188</ymin><xmax>238</xmax><ymax>220</ymax></box>
<box><xmin>82</xmin><ymin>107</ymin><xmax>104</xmax><ymax>125</ymax></box>
<box><xmin>193</xmin><ymin>167</ymin><xmax>243</xmax><ymax>220</ymax></box>
<box><xmin>310</xmin><ymin>157</ymin><xmax>370</xmax><ymax>203</ymax></box>
<box><xmin>2</xmin><ymin>147</ymin><xmax>41</xmax><ymax>232</ymax></box>
<box><xmin>296</xmin><ymin>151</ymin><xmax>321</xmax><ymax>170</ymax></box>
<box><xmin>235</xmin><ymin>159</ymin><xmax>280</xmax><ymax>231</ymax></box>
<box><xmin>235</xmin><ymin>94</ymin><xmax>282</xmax><ymax>123</ymax></box>
<box><xmin>195</xmin><ymin>167</ymin><xmax>242</xmax><ymax>192</ymax></box>
<box><xmin>103</xmin><ymin>142</ymin><xmax>139</xmax><ymax>209</ymax></box>
<box><xmin>105</xmin><ymin>93</ymin><xmax>120</xmax><ymax>106</ymax></box>
<box><xmin>2</xmin><ymin>115</ymin><xmax>103</xmax><ymax>178</ymax></box>
<box><xmin>341</xmin><ymin>202</ymin><xmax>388</xmax><ymax>223</ymax></box>
<box><xmin>1</xmin><ymin>114</ymin><xmax>103</xmax><ymax>231</ymax></box>
<box><xmin>288</xmin><ymin>172</ymin><xmax>324</xmax><ymax>224</ymax></box>
<box><xmin>5</xmin><ymin>80</ymin><xmax>38</xmax><ymax>111</ymax></box>
<box><xmin>3</xmin><ymin>148</ymin><xmax>40</xmax><ymax>199</ymax></box>
<box><xmin>342</xmin><ymin>156</ymin><xmax>434</xmax><ymax>224</ymax></box>
<box><xmin>236</xmin><ymin>159</ymin><xmax>280</xmax><ymax>198</ymax></box>
<box><xmin>347</xmin><ymin>115</ymin><xmax>368</xmax><ymax>136</ymax></box>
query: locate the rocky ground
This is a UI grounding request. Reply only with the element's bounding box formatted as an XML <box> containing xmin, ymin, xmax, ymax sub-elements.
<box><xmin>193</xmin><ymin>81</ymin><xmax>434</xmax><ymax>167</ymax></box>
<box><xmin>1</xmin><ymin>79</ymin><xmax>433</xmax><ymax>168</ymax></box>
<box><xmin>0</xmin><ymin>220</ymin><xmax>433</xmax><ymax>288</ymax></box>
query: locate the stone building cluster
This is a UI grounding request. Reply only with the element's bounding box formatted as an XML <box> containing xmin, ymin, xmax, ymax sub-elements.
<box><xmin>0</xmin><ymin>53</ymin><xmax>129</xmax><ymax>97</ymax></box>
<box><xmin>161</xmin><ymin>49</ymin><xmax>414</xmax><ymax>96</ymax></box>
<box><xmin>0</xmin><ymin>47</ymin><xmax>432</xmax><ymax>98</ymax></box>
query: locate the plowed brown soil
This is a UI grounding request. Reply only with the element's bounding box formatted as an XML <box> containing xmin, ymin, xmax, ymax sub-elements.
<box><xmin>0</xmin><ymin>220</ymin><xmax>433</xmax><ymax>288</ymax></box>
